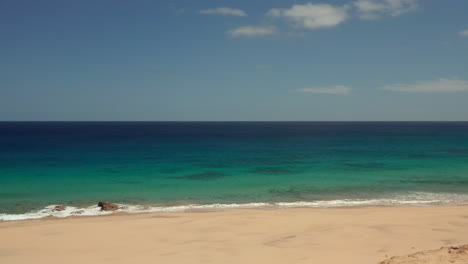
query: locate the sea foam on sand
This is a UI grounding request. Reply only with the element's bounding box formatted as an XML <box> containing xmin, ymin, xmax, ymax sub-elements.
<box><xmin>2</xmin><ymin>192</ymin><xmax>468</xmax><ymax>221</ymax></box>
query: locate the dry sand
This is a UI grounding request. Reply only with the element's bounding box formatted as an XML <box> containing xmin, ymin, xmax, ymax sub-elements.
<box><xmin>1</xmin><ymin>206</ymin><xmax>468</xmax><ymax>264</ymax></box>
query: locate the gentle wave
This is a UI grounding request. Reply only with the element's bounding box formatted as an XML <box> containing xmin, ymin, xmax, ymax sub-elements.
<box><xmin>2</xmin><ymin>192</ymin><xmax>468</xmax><ymax>221</ymax></box>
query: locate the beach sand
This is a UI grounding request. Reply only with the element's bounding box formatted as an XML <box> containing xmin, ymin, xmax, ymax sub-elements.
<box><xmin>1</xmin><ymin>206</ymin><xmax>468</xmax><ymax>264</ymax></box>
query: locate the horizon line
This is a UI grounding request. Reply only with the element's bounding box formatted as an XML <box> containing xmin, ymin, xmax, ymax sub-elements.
<box><xmin>1</xmin><ymin>121</ymin><xmax>468</xmax><ymax>123</ymax></box>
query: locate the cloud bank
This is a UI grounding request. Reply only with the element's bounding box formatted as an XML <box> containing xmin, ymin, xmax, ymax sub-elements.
<box><xmin>221</xmin><ymin>1</ymin><xmax>420</xmax><ymax>38</ymax></box>
<box><xmin>297</xmin><ymin>85</ymin><xmax>352</xmax><ymax>95</ymax></box>
<box><xmin>199</xmin><ymin>7</ymin><xmax>247</xmax><ymax>17</ymax></box>
<box><xmin>227</xmin><ymin>26</ymin><xmax>277</xmax><ymax>38</ymax></box>
<box><xmin>354</xmin><ymin>0</ymin><xmax>418</xmax><ymax>19</ymax></box>
<box><xmin>267</xmin><ymin>3</ymin><xmax>349</xmax><ymax>29</ymax></box>
<box><xmin>381</xmin><ymin>79</ymin><xmax>468</xmax><ymax>93</ymax></box>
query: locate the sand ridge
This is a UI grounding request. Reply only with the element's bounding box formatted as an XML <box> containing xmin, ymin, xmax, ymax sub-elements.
<box><xmin>380</xmin><ymin>245</ymin><xmax>468</xmax><ymax>264</ymax></box>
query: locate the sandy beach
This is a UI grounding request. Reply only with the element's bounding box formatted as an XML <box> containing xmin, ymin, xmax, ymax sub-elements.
<box><xmin>1</xmin><ymin>206</ymin><xmax>468</xmax><ymax>264</ymax></box>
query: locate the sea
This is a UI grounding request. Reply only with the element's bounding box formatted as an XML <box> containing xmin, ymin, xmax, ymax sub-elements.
<box><xmin>1</xmin><ymin>121</ymin><xmax>468</xmax><ymax>220</ymax></box>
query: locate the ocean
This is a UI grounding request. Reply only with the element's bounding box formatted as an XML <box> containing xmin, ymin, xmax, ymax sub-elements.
<box><xmin>1</xmin><ymin>121</ymin><xmax>468</xmax><ymax>220</ymax></box>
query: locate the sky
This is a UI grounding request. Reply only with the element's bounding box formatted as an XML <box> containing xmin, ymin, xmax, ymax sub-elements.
<box><xmin>1</xmin><ymin>0</ymin><xmax>468</xmax><ymax>121</ymax></box>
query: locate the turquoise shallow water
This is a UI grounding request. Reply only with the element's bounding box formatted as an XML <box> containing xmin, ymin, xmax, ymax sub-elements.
<box><xmin>1</xmin><ymin>122</ymin><xmax>468</xmax><ymax>219</ymax></box>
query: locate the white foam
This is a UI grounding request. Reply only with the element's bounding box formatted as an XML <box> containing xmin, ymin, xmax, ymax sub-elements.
<box><xmin>0</xmin><ymin>205</ymin><xmax>114</xmax><ymax>221</ymax></box>
<box><xmin>2</xmin><ymin>192</ymin><xmax>468</xmax><ymax>221</ymax></box>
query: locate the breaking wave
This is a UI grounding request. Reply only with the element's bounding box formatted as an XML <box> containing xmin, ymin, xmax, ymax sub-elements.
<box><xmin>2</xmin><ymin>192</ymin><xmax>468</xmax><ymax>221</ymax></box>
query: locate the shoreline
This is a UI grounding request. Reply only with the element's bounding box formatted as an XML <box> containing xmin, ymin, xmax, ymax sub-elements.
<box><xmin>2</xmin><ymin>205</ymin><xmax>468</xmax><ymax>263</ymax></box>
<box><xmin>2</xmin><ymin>195</ymin><xmax>468</xmax><ymax>221</ymax></box>
<box><xmin>3</xmin><ymin>202</ymin><xmax>468</xmax><ymax>223</ymax></box>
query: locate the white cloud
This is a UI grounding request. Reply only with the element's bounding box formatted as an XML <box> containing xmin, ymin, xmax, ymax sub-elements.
<box><xmin>199</xmin><ymin>7</ymin><xmax>247</xmax><ymax>17</ymax></box>
<box><xmin>267</xmin><ymin>3</ymin><xmax>349</xmax><ymax>29</ymax></box>
<box><xmin>381</xmin><ymin>79</ymin><xmax>468</xmax><ymax>93</ymax></box>
<box><xmin>227</xmin><ymin>26</ymin><xmax>277</xmax><ymax>38</ymax></box>
<box><xmin>354</xmin><ymin>0</ymin><xmax>418</xmax><ymax>19</ymax></box>
<box><xmin>459</xmin><ymin>29</ymin><xmax>468</xmax><ymax>37</ymax></box>
<box><xmin>297</xmin><ymin>85</ymin><xmax>351</xmax><ymax>95</ymax></box>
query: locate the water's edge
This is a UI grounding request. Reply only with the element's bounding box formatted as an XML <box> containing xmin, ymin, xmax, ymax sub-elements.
<box><xmin>2</xmin><ymin>192</ymin><xmax>468</xmax><ymax>221</ymax></box>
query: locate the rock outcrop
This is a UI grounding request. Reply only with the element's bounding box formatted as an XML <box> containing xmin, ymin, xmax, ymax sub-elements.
<box><xmin>98</xmin><ymin>201</ymin><xmax>119</xmax><ymax>211</ymax></box>
<box><xmin>52</xmin><ymin>205</ymin><xmax>66</xmax><ymax>211</ymax></box>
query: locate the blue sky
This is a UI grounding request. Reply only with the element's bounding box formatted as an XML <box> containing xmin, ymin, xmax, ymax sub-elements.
<box><xmin>1</xmin><ymin>0</ymin><xmax>467</xmax><ymax>121</ymax></box>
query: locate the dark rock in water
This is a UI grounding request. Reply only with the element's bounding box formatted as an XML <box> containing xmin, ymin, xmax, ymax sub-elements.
<box><xmin>98</xmin><ymin>201</ymin><xmax>119</xmax><ymax>211</ymax></box>
<box><xmin>52</xmin><ymin>205</ymin><xmax>66</xmax><ymax>211</ymax></box>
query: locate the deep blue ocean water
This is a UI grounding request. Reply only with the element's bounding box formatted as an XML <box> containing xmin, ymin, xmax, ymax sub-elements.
<box><xmin>1</xmin><ymin>122</ymin><xmax>468</xmax><ymax>219</ymax></box>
